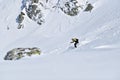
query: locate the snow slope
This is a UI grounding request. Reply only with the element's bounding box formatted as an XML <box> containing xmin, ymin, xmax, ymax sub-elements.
<box><xmin>0</xmin><ymin>0</ymin><xmax>120</xmax><ymax>80</ymax></box>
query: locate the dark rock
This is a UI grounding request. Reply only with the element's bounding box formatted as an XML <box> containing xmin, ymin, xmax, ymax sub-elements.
<box><xmin>84</xmin><ymin>3</ymin><xmax>93</xmax><ymax>12</ymax></box>
<box><xmin>60</xmin><ymin>0</ymin><xmax>81</xmax><ymax>16</ymax></box>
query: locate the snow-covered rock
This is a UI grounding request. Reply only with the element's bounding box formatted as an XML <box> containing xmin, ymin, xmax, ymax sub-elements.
<box><xmin>60</xmin><ymin>0</ymin><xmax>82</xmax><ymax>16</ymax></box>
<box><xmin>4</xmin><ymin>47</ymin><xmax>41</xmax><ymax>60</ymax></box>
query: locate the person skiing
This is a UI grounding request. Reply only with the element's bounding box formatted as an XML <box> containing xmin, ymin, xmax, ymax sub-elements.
<box><xmin>70</xmin><ymin>38</ymin><xmax>79</xmax><ymax>48</ymax></box>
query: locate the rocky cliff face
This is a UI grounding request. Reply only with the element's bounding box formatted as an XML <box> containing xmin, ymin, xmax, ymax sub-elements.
<box><xmin>16</xmin><ymin>0</ymin><xmax>46</xmax><ymax>29</ymax></box>
<box><xmin>60</xmin><ymin>0</ymin><xmax>82</xmax><ymax>16</ymax></box>
<box><xmin>25</xmin><ymin>0</ymin><xmax>45</xmax><ymax>25</ymax></box>
<box><xmin>16</xmin><ymin>0</ymin><xmax>92</xmax><ymax>29</ymax></box>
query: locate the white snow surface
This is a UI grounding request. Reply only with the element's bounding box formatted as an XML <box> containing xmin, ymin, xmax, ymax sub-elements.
<box><xmin>0</xmin><ymin>0</ymin><xmax>120</xmax><ymax>80</ymax></box>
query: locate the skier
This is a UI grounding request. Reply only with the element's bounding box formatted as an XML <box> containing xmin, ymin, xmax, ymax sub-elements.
<box><xmin>70</xmin><ymin>38</ymin><xmax>79</xmax><ymax>48</ymax></box>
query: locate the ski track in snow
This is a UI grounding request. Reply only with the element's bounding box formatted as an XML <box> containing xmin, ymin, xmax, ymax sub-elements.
<box><xmin>78</xmin><ymin>18</ymin><xmax>120</xmax><ymax>47</ymax></box>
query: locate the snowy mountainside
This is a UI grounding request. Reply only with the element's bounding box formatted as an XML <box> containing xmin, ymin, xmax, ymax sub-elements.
<box><xmin>0</xmin><ymin>0</ymin><xmax>89</xmax><ymax>53</ymax></box>
<box><xmin>0</xmin><ymin>0</ymin><xmax>120</xmax><ymax>59</ymax></box>
<box><xmin>25</xmin><ymin>0</ymin><xmax>120</xmax><ymax>52</ymax></box>
<box><xmin>0</xmin><ymin>0</ymin><xmax>120</xmax><ymax>80</ymax></box>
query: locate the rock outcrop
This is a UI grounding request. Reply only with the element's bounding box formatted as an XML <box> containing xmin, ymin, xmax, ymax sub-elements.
<box><xmin>60</xmin><ymin>0</ymin><xmax>82</xmax><ymax>16</ymax></box>
<box><xmin>25</xmin><ymin>0</ymin><xmax>45</xmax><ymax>25</ymax></box>
<box><xmin>84</xmin><ymin>3</ymin><xmax>93</xmax><ymax>12</ymax></box>
<box><xmin>4</xmin><ymin>47</ymin><xmax>41</xmax><ymax>60</ymax></box>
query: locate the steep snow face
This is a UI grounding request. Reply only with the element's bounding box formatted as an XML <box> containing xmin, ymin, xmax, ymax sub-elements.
<box><xmin>0</xmin><ymin>0</ymin><xmax>120</xmax><ymax>53</ymax></box>
<box><xmin>64</xmin><ymin>0</ymin><xmax>120</xmax><ymax>49</ymax></box>
<box><xmin>0</xmin><ymin>0</ymin><xmax>88</xmax><ymax>52</ymax></box>
<box><xmin>0</xmin><ymin>0</ymin><xmax>120</xmax><ymax>54</ymax></box>
<box><xmin>0</xmin><ymin>0</ymin><xmax>22</xmax><ymax>50</ymax></box>
<box><xmin>31</xmin><ymin>0</ymin><xmax>120</xmax><ymax>51</ymax></box>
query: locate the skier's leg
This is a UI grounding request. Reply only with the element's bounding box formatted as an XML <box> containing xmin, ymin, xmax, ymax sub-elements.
<box><xmin>74</xmin><ymin>43</ymin><xmax>77</xmax><ymax>48</ymax></box>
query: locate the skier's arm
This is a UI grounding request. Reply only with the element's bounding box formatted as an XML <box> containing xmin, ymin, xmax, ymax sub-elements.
<box><xmin>70</xmin><ymin>41</ymin><xmax>74</xmax><ymax>43</ymax></box>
